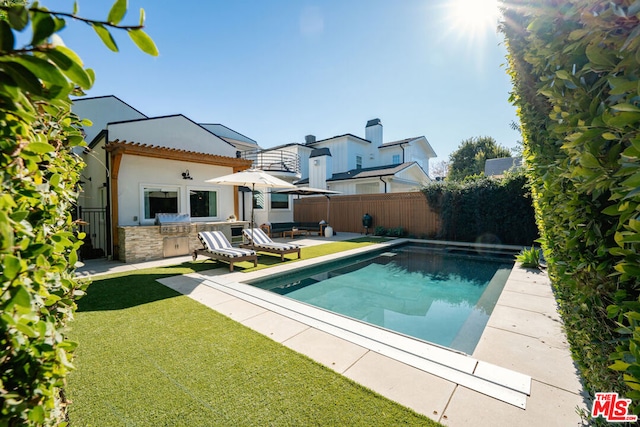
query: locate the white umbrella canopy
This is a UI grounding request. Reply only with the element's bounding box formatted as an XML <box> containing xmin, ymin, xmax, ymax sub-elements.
<box><xmin>205</xmin><ymin>168</ymin><xmax>295</xmax><ymax>234</ymax></box>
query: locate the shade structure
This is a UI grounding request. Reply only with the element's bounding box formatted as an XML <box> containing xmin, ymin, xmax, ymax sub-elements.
<box><xmin>273</xmin><ymin>186</ymin><xmax>341</xmax><ymax>225</ymax></box>
<box><xmin>205</xmin><ymin>169</ymin><xmax>295</xmax><ymax>240</ymax></box>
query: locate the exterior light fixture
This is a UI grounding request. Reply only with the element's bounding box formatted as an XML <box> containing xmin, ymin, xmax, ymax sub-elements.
<box><xmin>182</xmin><ymin>170</ymin><xmax>193</xmax><ymax>180</ymax></box>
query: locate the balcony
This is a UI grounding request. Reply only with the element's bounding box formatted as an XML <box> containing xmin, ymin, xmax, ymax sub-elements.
<box><xmin>239</xmin><ymin>149</ymin><xmax>300</xmax><ymax>178</ymax></box>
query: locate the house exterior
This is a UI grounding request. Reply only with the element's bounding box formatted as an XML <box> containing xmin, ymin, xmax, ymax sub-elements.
<box><xmin>72</xmin><ymin>96</ymin><xmax>253</xmax><ymax>262</ymax></box>
<box><xmin>261</xmin><ymin>118</ymin><xmax>437</xmax><ymax>194</ymax></box>
<box><xmin>72</xmin><ymin>96</ymin><xmax>437</xmax><ymax>261</ymax></box>
<box><xmin>484</xmin><ymin>157</ymin><xmax>523</xmax><ymax>177</ymax></box>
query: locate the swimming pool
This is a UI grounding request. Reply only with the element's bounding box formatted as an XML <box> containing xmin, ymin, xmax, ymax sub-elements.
<box><xmin>249</xmin><ymin>244</ymin><xmax>514</xmax><ymax>354</ymax></box>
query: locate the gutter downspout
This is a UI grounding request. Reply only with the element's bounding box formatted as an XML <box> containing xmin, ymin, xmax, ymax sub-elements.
<box><xmin>400</xmin><ymin>143</ymin><xmax>406</xmax><ymax>163</ymax></box>
<box><xmin>379</xmin><ymin>176</ymin><xmax>387</xmax><ymax>193</ymax></box>
<box><xmin>104</xmin><ymin>130</ymin><xmax>112</xmax><ymax>259</ymax></box>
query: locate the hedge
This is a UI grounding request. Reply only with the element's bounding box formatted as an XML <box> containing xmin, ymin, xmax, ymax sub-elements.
<box><xmin>422</xmin><ymin>172</ymin><xmax>538</xmax><ymax>246</ymax></box>
<box><xmin>501</xmin><ymin>0</ymin><xmax>640</xmax><ymax>416</ymax></box>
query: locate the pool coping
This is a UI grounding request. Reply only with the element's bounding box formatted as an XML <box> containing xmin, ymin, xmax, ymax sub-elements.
<box><xmin>157</xmin><ymin>237</ymin><xmax>588</xmax><ymax>425</ymax></box>
<box><xmin>196</xmin><ymin>239</ymin><xmax>531</xmax><ymax>407</ymax></box>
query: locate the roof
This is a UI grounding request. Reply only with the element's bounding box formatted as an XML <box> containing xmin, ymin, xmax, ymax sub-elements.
<box><xmin>199</xmin><ymin>123</ymin><xmax>258</xmax><ymax>145</ymax></box>
<box><xmin>310</xmin><ymin>148</ymin><xmax>331</xmax><ymax>158</ymax></box>
<box><xmin>309</xmin><ymin>133</ymin><xmax>370</xmax><ymax>145</ymax></box>
<box><xmin>72</xmin><ymin>95</ymin><xmax>147</xmax><ymax>118</ymax></box>
<box><xmin>106</xmin><ymin>114</ymin><xmax>237</xmax><ymax>150</ymax></box>
<box><xmin>379</xmin><ymin>137</ymin><xmax>420</xmax><ymax>148</ymax></box>
<box><xmin>296</xmin><ymin>162</ymin><xmax>420</xmax><ymax>185</ymax></box>
<box><xmin>484</xmin><ymin>157</ymin><xmax>523</xmax><ymax>176</ymax></box>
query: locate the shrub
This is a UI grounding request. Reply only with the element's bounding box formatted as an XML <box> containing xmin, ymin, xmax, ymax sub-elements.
<box><xmin>0</xmin><ymin>2</ymin><xmax>156</xmax><ymax>424</ymax></box>
<box><xmin>374</xmin><ymin>226</ymin><xmax>387</xmax><ymax>236</ymax></box>
<box><xmin>516</xmin><ymin>247</ymin><xmax>541</xmax><ymax>269</ymax></box>
<box><xmin>422</xmin><ymin>171</ymin><xmax>538</xmax><ymax>246</ymax></box>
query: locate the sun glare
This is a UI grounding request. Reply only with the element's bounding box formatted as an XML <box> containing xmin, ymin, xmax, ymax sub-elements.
<box><xmin>448</xmin><ymin>0</ymin><xmax>500</xmax><ymax>39</ymax></box>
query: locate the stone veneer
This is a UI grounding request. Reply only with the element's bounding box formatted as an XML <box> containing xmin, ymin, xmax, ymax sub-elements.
<box><xmin>117</xmin><ymin>221</ymin><xmax>249</xmax><ymax>263</ymax></box>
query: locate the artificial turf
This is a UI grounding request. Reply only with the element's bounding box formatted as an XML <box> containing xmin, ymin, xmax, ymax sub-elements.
<box><xmin>66</xmin><ymin>243</ymin><xmax>440</xmax><ymax>426</ymax></box>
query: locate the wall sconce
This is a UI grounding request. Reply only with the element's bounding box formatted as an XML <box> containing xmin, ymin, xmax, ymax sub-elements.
<box><xmin>182</xmin><ymin>170</ymin><xmax>193</xmax><ymax>180</ymax></box>
<box><xmin>313</xmin><ymin>159</ymin><xmax>319</xmax><ymax>165</ymax></box>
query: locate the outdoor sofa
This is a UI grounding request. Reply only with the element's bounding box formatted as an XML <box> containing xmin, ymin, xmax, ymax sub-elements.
<box><xmin>193</xmin><ymin>231</ymin><xmax>258</xmax><ymax>272</ymax></box>
<box><xmin>260</xmin><ymin>222</ymin><xmax>322</xmax><ymax>237</ymax></box>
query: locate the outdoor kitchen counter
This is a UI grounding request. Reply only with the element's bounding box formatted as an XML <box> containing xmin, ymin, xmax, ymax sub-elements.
<box><xmin>117</xmin><ymin>221</ymin><xmax>249</xmax><ymax>263</ymax></box>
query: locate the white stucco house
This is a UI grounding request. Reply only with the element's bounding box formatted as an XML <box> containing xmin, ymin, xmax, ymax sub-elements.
<box><xmin>72</xmin><ymin>96</ymin><xmax>255</xmax><ymax>261</ymax></box>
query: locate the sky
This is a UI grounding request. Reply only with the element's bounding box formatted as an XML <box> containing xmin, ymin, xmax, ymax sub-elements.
<box><xmin>54</xmin><ymin>0</ymin><xmax>520</xmax><ymax>169</ymax></box>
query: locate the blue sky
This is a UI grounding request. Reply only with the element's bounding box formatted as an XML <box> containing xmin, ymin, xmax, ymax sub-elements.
<box><xmin>56</xmin><ymin>0</ymin><xmax>520</xmax><ymax>167</ymax></box>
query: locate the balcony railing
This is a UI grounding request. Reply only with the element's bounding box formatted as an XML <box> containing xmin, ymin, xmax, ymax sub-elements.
<box><xmin>239</xmin><ymin>149</ymin><xmax>300</xmax><ymax>175</ymax></box>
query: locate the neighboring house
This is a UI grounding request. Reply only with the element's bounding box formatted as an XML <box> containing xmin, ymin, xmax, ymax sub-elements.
<box><xmin>258</xmin><ymin>118</ymin><xmax>437</xmax><ymax>194</ymax></box>
<box><xmin>484</xmin><ymin>157</ymin><xmax>523</xmax><ymax>177</ymax></box>
<box><xmin>71</xmin><ymin>96</ymin><xmax>253</xmax><ymax>261</ymax></box>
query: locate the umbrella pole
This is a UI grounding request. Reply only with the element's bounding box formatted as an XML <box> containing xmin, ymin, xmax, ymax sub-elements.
<box><xmin>250</xmin><ymin>183</ymin><xmax>255</xmax><ymax>248</ymax></box>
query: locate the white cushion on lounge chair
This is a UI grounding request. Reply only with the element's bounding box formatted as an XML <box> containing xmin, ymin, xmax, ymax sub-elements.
<box><xmin>243</xmin><ymin>228</ymin><xmax>299</xmax><ymax>251</ymax></box>
<box><xmin>198</xmin><ymin>231</ymin><xmax>256</xmax><ymax>258</ymax></box>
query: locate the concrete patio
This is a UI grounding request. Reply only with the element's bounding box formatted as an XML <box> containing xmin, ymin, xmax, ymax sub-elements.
<box><xmin>76</xmin><ymin>234</ymin><xmax>589</xmax><ymax>426</ymax></box>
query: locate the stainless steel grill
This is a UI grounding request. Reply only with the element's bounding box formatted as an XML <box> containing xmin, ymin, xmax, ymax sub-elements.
<box><xmin>155</xmin><ymin>213</ymin><xmax>191</xmax><ymax>234</ymax></box>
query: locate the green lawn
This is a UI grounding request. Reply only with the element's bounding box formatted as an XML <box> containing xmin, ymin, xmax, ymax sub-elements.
<box><xmin>67</xmin><ymin>240</ymin><xmax>440</xmax><ymax>426</ymax></box>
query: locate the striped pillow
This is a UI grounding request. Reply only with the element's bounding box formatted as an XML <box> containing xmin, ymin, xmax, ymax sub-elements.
<box><xmin>198</xmin><ymin>231</ymin><xmax>232</xmax><ymax>250</ymax></box>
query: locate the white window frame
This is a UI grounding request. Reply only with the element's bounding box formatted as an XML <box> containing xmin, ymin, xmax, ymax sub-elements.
<box><xmin>356</xmin><ymin>155</ymin><xmax>363</xmax><ymax>169</ymax></box>
<box><xmin>269</xmin><ymin>192</ymin><xmax>290</xmax><ymax>211</ymax></box>
<box><xmin>187</xmin><ymin>186</ymin><xmax>220</xmax><ymax>222</ymax></box>
<box><xmin>392</xmin><ymin>154</ymin><xmax>401</xmax><ymax>164</ymax></box>
<box><xmin>139</xmin><ymin>184</ymin><xmax>181</xmax><ymax>225</ymax></box>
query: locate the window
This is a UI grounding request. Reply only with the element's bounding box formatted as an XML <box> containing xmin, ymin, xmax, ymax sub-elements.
<box><xmin>356</xmin><ymin>155</ymin><xmax>362</xmax><ymax>169</ymax></box>
<box><xmin>270</xmin><ymin>193</ymin><xmax>289</xmax><ymax>209</ymax></box>
<box><xmin>392</xmin><ymin>154</ymin><xmax>400</xmax><ymax>164</ymax></box>
<box><xmin>190</xmin><ymin>190</ymin><xmax>217</xmax><ymax>218</ymax></box>
<box><xmin>143</xmin><ymin>187</ymin><xmax>179</xmax><ymax>220</ymax></box>
<box><xmin>253</xmin><ymin>190</ymin><xmax>264</xmax><ymax>209</ymax></box>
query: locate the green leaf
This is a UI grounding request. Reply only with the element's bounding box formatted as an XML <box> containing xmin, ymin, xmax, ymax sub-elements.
<box><xmin>0</xmin><ymin>20</ymin><xmax>15</xmax><ymax>52</ymax></box>
<box><xmin>9</xmin><ymin>285</ymin><xmax>31</xmax><ymax>311</ymax></box>
<box><xmin>2</xmin><ymin>254</ymin><xmax>22</xmax><ymax>280</ymax></box>
<box><xmin>9</xmin><ymin>55</ymin><xmax>68</xmax><ymax>88</ymax></box>
<box><xmin>602</xmin><ymin>132</ymin><xmax>618</xmax><ymax>140</ymax></box>
<box><xmin>612</xmin><ymin>103</ymin><xmax>640</xmax><ymax>113</ymax></box>
<box><xmin>45</xmin><ymin>46</ymin><xmax>93</xmax><ymax>89</ymax></box>
<box><xmin>579</xmin><ymin>153</ymin><xmax>600</xmax><ymax>169</ymax></box>
<box><xmin>139</xmin><ymin>8</ymin><xmax>146</xmax><ymax>26</ymax></box>
<box><xmin>621</xmin><ymin>173</ymin><xmax>640</xmax><ymax>188</ymax></box>
<box><xmin>128</xmin><ymin>29</ymin><xmax>158</xmax><ymax>56</ymax></box>
<box><xmin>108</xmin><ymin>0</ymin><xmax>128</xmax><ymax>25</ymax></box>
<box><xmin>7</xmin><ymin>6</ymin><xmax>29</xmax><ymax>31</ymax></box>
<box><xmin>31</xmin><ymin>11</ymin><xmax>56</xmax><ymax>46</ymax></box>
<box><xmin>0</xmin><ymin>61</ymin><xmax>42</xmax><ymax>95</ymax></box>
<box><xmin>25</xmin><ymin>141</ymin><xmax>55</xmax><ymax>154</ymax></box>
<box><xmin>611</xmin><ymin>360</ymin><xmax>631</xmax><ymax>371</ymax></box>
<box><xmin>92</xmin><ymin>23</ymin><xmax>118</xmax><ymax>52</ymax></box>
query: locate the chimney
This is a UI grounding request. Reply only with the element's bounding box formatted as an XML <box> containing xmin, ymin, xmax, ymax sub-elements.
<box><xmin>309</xmin><ymin>148</ymin><xmax>332</xmax><ymax>189</ymax></box>
<box><xmin>305</xmin><ymin>134</ymin><xmax>316</xmax><ymax>145</ymax></box>
<box><xmin>365</xmin><ymin>118</ymin><xmax>382</xmax><ymax>146</ymax></box>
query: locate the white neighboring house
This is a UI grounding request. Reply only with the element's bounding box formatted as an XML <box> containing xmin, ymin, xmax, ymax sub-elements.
<box><xmin>71</xmin><ymin>96</ymin><xmax>254</xmax><ymax>260</ymax></box>
<box><xmin>266</xmin><ymin>118</ymin><xmax>437</xmax><ymax>194</ymax></box>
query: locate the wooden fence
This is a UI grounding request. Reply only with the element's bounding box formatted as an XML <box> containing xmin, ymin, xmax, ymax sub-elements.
<box><xmin>293</xmin><ymin>192</ymin><xmax>440</xmax><ymax>237</ymax></box>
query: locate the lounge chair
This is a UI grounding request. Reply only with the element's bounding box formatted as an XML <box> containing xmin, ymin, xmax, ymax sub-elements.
<box><xmin>242</xmin><ymin>228</ymin><xmax>301</xmax><ymax>261</ymax></box>
<box><xmin>193</xmin><ymin>231</ymin><xmax>257</xmax><ymax>271</ymax></box>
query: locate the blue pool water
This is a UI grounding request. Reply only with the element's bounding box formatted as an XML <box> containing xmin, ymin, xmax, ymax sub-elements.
<box><xmin>249</xmin><ymin>244</ymin><xmax>514</xmax><ymax>354</ymax></box>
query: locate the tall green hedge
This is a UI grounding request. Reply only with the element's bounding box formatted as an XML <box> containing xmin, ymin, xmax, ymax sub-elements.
<box><xmin>0</xmin><ymin>2</ymin><xmax>156</xmax><ymax>424</ymax></box>
<box><xmin>422</xmin><ymin>172</ymin><xmax>538</xmax><ymax>246</ymax></box>
<box><xmin>501</xmin><ymin>0</ymin><xmax>640</xmax><ymax>415</ymax></box>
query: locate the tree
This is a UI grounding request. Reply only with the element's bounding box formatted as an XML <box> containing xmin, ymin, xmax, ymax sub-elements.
<box><xmin>0</xmin><ymin>1</ymin><xmax>157</xmax><ymax>424</ymax></box>
<box><xmin>447</xmin><ymin>136</ymin><xmax>511</xmax><ymax>181</ymax></box>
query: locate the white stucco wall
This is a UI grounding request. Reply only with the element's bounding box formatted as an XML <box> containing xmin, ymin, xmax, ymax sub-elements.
<box><xmin>108</xmin><ymin>116</ymin><xmax>237</xmax><ymax>157</ymax></box>
<box><xmin>72</xmin><ymin>96</ymin><xmax>146</xmax><ymax>143</ymax></box>
<box><xmin>116</xmin><ymin>155</ymin><xmax>238</xmax><ymax>226</ymax></box>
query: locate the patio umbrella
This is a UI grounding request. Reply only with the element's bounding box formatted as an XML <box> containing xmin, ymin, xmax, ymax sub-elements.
<box><xmin>273</xmin><ymin>186</ymin><xmax>341</xmax><ymax>225</ymax></box>
<box><xmin>205</xmin><ymin>168</ymin><xmax>295</xmax><ymax>236</ymax></box>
